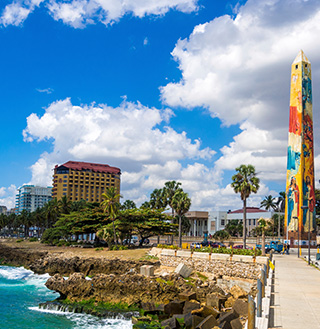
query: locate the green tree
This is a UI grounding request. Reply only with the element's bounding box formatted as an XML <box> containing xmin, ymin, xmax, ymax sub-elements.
<box><xmin>231</xmin><ymin>164</ymin><xmax>260</xmax><ymax>249</ymax></box>
<box><xmin>260</xmin><ymin>195</ymin><xmax>277</xmax><ymax>211</ymax></box>
<box><xmin>163</xmin><ymin>181</ymin><xmax>183</xmax><ymax>244</ymax></box>
<box><xmin>58</xmin><ymin>195</ymin><xmax>72</xmax><ymax>214</ymax></box>
<box><xmin>276</xmin><ymin>191</ymin><xmax>286</xmax><ymax>213</ymax></box>
<box><xmin>213</xmin><ymin>230</ymin><xmax>230</xmax><ymax>243</ymax></box>
<box><xmin>121</xmin><ymin>200</ymin><xmax>136</xmax><ymax>210</ymax></box>
<box><xmin>225</xmin><ymin>220</ymin><xmax>243</xmax><ymax>237</ymax></box>
<box><xmin>149</xmin><ymin>188</ymin><xmax>167</xmax><ymax>244</ymax></box>
<box><xmin>172</xmin><ymin>190</ymin><xmax>191</xmax><ymax>248</ymax></box>
<box><xmin>43</xmin><ymin>198</ymin><xmax>60</xmax><ymax>229</ymax></box>
<box><xmin>101</xmin><ymin>187</ymin><xmax>122</xmax><ymax>245</ymax></box>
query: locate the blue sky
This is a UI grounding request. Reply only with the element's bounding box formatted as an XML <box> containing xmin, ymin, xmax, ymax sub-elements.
<box><xmin>1</xmin><ymin>0</ymin><xmax>320</xmax><ymax>210</ymax></box>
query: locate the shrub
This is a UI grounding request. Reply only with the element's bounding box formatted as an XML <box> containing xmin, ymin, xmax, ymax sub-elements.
<box><xmin>29</xmin><ymin>237</ymin><xmax>38</xmax><ymax>242</ymax></box>
<box><xmin>16</xmin><ymin>239</ymin><xmax>23</xmax><ymax>243</ymax></box>
<box><xmin>157</xmin><ymin>244</ymin><xmax>178</xmax><ymax>250</ymax></box>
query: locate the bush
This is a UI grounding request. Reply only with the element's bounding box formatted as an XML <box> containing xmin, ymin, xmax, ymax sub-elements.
<box><xmin>41</xmin><ymin>228</ymin><xmax>66</xmax><ymax>245</ymax></box>
<box><xmin>29</xmin><ymin>237</ymin><xmax>38</xmax><ymax>242</ymax></box>
<box><xmin>16</xmin><ymin>239</ymin><xmax>23</xmax><ymax>243</ymax></box>
<box><xmin>157</xmin><ymin>244</ymin><xmax>179</xmax><ymax>250</ymax></box>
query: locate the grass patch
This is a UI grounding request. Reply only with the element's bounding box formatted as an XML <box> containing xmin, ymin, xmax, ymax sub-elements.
<box><xmin>16</xmin><ymin>239</ymin><xmax>23</xmax><ymax>243</ymax></box>
<box><xmin>95</xmin><ymin>247</ymin><xmax>104</xmax><ymax>251</ymax></box>
<box><xmin>196</xmin><ymin>272</ymin><xmax>208</xmax><ymax>282</ymax></box>
<box><xmin>140</xmin><ymin>255</ymin><xmax>159</xmax><ymax>261</ymax></box>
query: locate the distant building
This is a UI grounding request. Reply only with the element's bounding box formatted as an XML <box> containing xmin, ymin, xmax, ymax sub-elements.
<box><xmin>0</xmin><ymin>206</ymin><xmax>7</xmax><ymax>215</ymax></box>
<box><xmin>15</xmin><ymin>185</ymin><xmax>53</xmax><ymax>214</ymax></box>
<box><xmin>52</xmin><ymin>161</ymin><xmax>121</xmax><ymax>203</ymax></box>
<box><xmin>184</xmin><ymin>211</ymin><xmax>209</xmax><ymax>237</ymax></box>
<box><xmin>226</xmin><ymin>207</ymin><xmax>273</xmax><ymax>234</ymax></box>
<box><xmin>208</xmin><ymin>211</ymin><xmax>228</xmax><ymax>234</ymax></box>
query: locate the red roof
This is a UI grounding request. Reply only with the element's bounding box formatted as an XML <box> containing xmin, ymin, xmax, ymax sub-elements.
<box><xmin>229</xmin><ymin>207</ymin><xmax>268</xmax><ymax>214</ymax></box>
<box><xmin>57</xmin><ymin>161</ymin><xmax>121</xmax><ymax>174</ymax></box>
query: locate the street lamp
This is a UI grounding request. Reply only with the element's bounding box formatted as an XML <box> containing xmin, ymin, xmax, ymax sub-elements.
<box><xmin>301</xmin><ymin>205</ymin><xmax>309</xmax><ymax>264</ymax></box>
<box><xmin>293</xmin><ymin>216</ymin><xmax>299</xmax><ymax>257</ymax></box>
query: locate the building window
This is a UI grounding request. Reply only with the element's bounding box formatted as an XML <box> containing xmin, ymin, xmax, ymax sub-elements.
<box><xmin>249</xmin><ymin>219</ymin><xmax>251</xmax><ymax>225</ymax></box>
<box><xmin>63</xmin><ymin>188</ymin><xmax>67</xmax><ymax>191</ymax></box>
<box><xmin>63</xmin><ymin>184</ymin><xmax>67</xmax><ymax>187</ymax></box>
<box><xmin>221</xmin><ymin>219</ymin><xmax>225</xmax><ymax>226</ymax></box>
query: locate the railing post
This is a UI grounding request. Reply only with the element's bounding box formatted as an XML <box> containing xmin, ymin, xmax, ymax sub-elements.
<box><xmin>257</xmin><ymin>279</ymin><xmax>262</xmax><ymax>317</ymax></box>
<box><xmin>261</xmin><ymin>268</ymin><xmax>265</xmax><ymax>298</ymax></box>
<box><xmin>248</xmin><ymin>295</ymin><xmax>256</xmax><ymax>329</ymax></box>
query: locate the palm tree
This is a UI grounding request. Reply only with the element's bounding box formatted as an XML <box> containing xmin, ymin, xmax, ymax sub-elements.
<box><xmin>43</xmin><ymin>198</ymin><xmax>60</xmax><ymax>230</ymax></box>
<box><xmin>58</xmin><ymin>195</ymin><xmax>72</xmax><ymax>214</ymax></box>
<box><xmin>260</xmin><ymin>195</ymin><xmax>277</xmax><ymax>211</ymax></box>
<box><xmin>276</xmin><ymin>191</ymin><xmax>286</xmax><ymax>213</ymax></box>
<box><xmin>101</xmin><ymin>187</ymin><xmax>122</xmax><ymax>245</ymax></box>
<box><xmin>231</xmin><ymin>164</ymin><xmax>260</xmax><ymax>249</ymax></box>
<box><xmin>258</xmin><ymin>217</ymin><xmax>272</xmax><ymax>256</ymax></box>
<box><xmin>172</xmin><ymin>190</ymin><xmax>191</xmax><ymax>248</ymax></box>
<box><xmin>163</xmin><ymin>181</ymin><xmax>182</xmax><ymax>244</ymax></box>
<box><xmin>150</xmin><ymin>188</ymin><xmax>167</xmax><ymax>244</ymax></box>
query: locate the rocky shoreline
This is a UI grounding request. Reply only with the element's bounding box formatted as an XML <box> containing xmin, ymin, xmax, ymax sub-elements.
<box><xmin>0</xmin><ymin>242</ymin><xmax>263</xmax><ymax>328</ymax></box>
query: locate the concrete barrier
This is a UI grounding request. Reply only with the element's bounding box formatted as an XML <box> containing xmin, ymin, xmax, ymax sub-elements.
<box><xmin>160</xmin><ymin>249</ymin><xmax>176</xmax><ymax>257</ymax></box>
<box><xmin>176</xmin><ymin>250</ymin><xmax>192</xmax><ymax>258</ymax></box>
<box><xmin>192</xmin><ymin>252</ymin><xmax>210</xmax><ymax>260</ymax></box>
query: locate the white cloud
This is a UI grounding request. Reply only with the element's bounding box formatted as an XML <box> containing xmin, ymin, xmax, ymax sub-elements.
<box><xmin>0</xmin><ymin>185</ymin><xmax>17</xmax><ymax>209</ymax></box>
<box><xmin>161</xmin><ymin>0</ymin><xmax>320</xmax><ymax>188</ymax></box>
<box><xmin>1</xmin><ymin>0</ymin><xmax>198</xmax><ymax>27</ymax></box>
<box><xmin>0</xmin><ymin>0</ymin><xmax>44</xmax><ymax>26</ymax></box>
<box><xmin>36</xmin><ymin>87</ymin><xmax>54</xmax><ymax>94</ymax></box>
<box><xmin>23</xmin><ymin>98</ymin><xmax>217</xmax><ymax>206</ymax></box>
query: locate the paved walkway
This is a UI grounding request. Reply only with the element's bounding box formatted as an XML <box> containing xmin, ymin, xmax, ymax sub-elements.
<box><xmin>270</xmin><ymin>252</ymin><xmax>320</xmax><ymax>329</ymax></box>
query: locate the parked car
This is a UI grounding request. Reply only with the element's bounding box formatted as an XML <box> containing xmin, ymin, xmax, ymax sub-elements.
<box><xmin>191</xmin><ymin>242</ymin><xmax>201</xmax><ymax>249</ymax></box>
<box><xmin>139</xmin><ymin>238</ymin><xmax>150</xmax><ymax>245</ymax></box>
<box><xmin>123</xmin><ymin>236</ymin><xmax>138</xmax><ymax>245</ymax></box>
<box><xmin>233</xmin><ymin>245</ymin><xmax>253</xmax><ymax>250</ymax></box>
<box><xmin>256</xmin><ymin>240</ymin><xmax>283</xmax><ymax>253</ymax></box>
<box><xmin>210</xmin><ymin>242</ymin><xmax>226</xmax><ymax>248</ymax></box>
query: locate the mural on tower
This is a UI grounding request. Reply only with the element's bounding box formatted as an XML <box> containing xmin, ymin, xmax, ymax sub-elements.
<box><xmin>285</xmin><ymin>51</ymin><xmax>316</xmax><ymax>236</ymax></box>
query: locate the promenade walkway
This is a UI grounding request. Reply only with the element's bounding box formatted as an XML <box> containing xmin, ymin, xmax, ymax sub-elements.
<box><xmin>269</xmin><ymin>252</ymin><xmax>320</xmax><ymax>329</ymax></box>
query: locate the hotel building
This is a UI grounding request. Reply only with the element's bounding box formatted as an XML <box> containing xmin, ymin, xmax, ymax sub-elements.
<box><xmin>52</xmin><ymin>161</ymin><xmax>121</xmax><ymax>202</ymax></box>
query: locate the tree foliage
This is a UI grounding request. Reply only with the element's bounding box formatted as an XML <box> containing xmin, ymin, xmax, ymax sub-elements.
<box><xmin>231</xmin><ymin>164</ymin><xmax>260</xmax><ymax>248</ymax></box>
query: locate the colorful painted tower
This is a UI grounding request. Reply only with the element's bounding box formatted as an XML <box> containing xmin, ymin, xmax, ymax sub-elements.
<box><xmin>285</xmin><ymin>50</ymin><xmax>316</xmax><ymax>245</ymax></box>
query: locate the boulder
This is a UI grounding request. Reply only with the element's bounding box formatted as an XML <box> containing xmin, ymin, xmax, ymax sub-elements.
<box><xmin>184</xmin><ymin>312</ymin><xmax>205</xmax><ymax>329</ymax></box>
<box><xmin>183</xmin><ymin>300</ymin><xmax>201</xmax><ymax>314</ymax></box>
<box><xmin>225</xmin><ymin>296</ymin><xmax>236</xmax><ymax>308</ymax></box>
<box><xmin>175</xmin><ymin>263</ymin><xmax>193</xmax><ymax>278</ymax></box>
<box><xmin>164</xmin><ymin>300</ymin><xmax>185</xmax><ymax>316</ymax></box>
<box><xmin>218</xmin><ymin>310</ymin><xmax>238</xmax><ymax>325</ymax></box>
<box><xmin>230</xmin><ymin>285</ymin><xmax>246</xmax><ymax>299</ymax></box>
<box><xmin>178</xmin><ymin>291</ymin><xmax>197</xmax><ymax>301</ymax></box>
<box><xmin>230</xmin><ymin>318</ymin><xmax>243</xmax><ymax>329</ymax></box>
<box><xmin>196</xmin><ymin>315</ymin><xmax>219</xmax><ymax>329</ymax></box>
<box><xmin>161</xmin><ymin>317</ymin><xmax>181</xmax><ymax>329</ymax></box>
<box><xmin>206</xmin><ymin>293</ymin><xmax>227</xmax><ymax>310</ymax></box>
<box><xmin>191</xmin><ymin>305</ymin><xmax>220</xmax><ymax>319</ymax></box>
<box><xmin>232</xmin><ymin>299</ymin><xmax>248</xmax><ymax>316</ymax></box>
<box><xmin>140</xmin><ymin>265</ymin><xmax>155</xmax><ymax>277</ymax></box>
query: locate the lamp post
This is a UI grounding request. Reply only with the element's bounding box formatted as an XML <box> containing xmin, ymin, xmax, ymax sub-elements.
<box><xmin>293</xmin><ymin>216</ymin><xmax>299</xmax><ymax>257</ymax></box>
<box><xmin>301</xmin><ymin>205</ymin><xmax>309</xmax><ymax>264</ymax></box>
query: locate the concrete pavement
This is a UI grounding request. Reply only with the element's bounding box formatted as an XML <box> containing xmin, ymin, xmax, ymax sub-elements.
<box><xmin>269</xmin><ymin>251</ymin><xmax>320</xmax><ymax>329</ymax></box>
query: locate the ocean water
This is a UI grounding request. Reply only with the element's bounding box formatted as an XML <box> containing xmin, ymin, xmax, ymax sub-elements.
<box><xmin>0</xmin><ymin>266</ymin><xmax>132</xmax><ymax>329</ymax></box>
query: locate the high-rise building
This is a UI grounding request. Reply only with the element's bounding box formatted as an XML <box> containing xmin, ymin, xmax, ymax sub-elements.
<box><xmin>52</xmin><ymin>161</ymin><xmax>121</xmax><ymax>203</ymax></box>
<box><xmin>15</xmin><ymin>185</ymin><xmax>53</xmax><ymax>213</ymax></box>
<box><xmin>285</xmin><ymin>50</ymin><xmax>316</xmax><ymax>244</ymax></box>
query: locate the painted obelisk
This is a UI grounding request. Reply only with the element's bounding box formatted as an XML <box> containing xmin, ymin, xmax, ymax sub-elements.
<box><xmin>285</xmin><ymin>50</ymin><xmax>316</xmax><ymax>245</ymax></box>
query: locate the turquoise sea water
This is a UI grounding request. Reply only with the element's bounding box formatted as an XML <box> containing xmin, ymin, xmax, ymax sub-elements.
<box><xmin>0</xmin><ymin>266</ymin><xmax>132</xmax><ymax>329</ymax></box>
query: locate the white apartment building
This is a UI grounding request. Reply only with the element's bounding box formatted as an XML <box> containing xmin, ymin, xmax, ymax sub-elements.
<box><xmin>15</xmin><ymin>185</ymin><xmax>52</xmax><ymax>214</ymax></box>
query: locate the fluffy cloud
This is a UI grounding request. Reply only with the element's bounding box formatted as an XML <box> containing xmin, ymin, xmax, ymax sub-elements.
<box><xmin>23</xmin><ymin>98</ymin><xmax>216</xmax><ymax>205</ymax></box>
<box><xmin>0</xmin><ymin>185</ymin><xmax>17</xmax><ymax>210</ymax></box>
<box><xmin>1</xmin><ymin>0</ymin><xmax>198</xmax><ymax>27</ymax></box>
<box><xmin>0</xmin><ymin>0</ymin><xmax>43</xmax><ymax>26</ymax></box>
<box><xmin>161</xmin><ymin>0</ymin><xmax>320</xmax><ymax>185</ymax></box>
